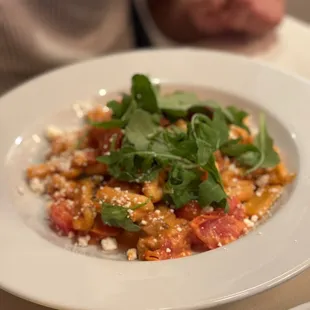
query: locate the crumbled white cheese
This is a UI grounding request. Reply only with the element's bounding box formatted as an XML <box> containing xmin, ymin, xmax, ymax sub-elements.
<box><xmin>72</xmin><ymin>100</ymin><xmax>93</xmax><ymax>118</ymax></box>
<box><xmin>251</xmin><ymin>215</ymin><xmax>259</xmax><ymax>223</ymax></box>
<box><xmin>102</xmin><ymin>105</ymin><xmax>110</xmax><ymax>113</ymax></box>
<box><xmin>140</xmin><ymin>220</ymin><xmax>147</xmax><ymax>225</ymax></box>
<box><xmin>166</xmin><ymin>248</ymin><xmax>172</xmax><ymax>253</ymax></box>
<box><xmin>218</xmin><ymin>242</ymin><xmax>223</xmax><ymax>247</ymax></box>
<box><xmin>229</xmin><ymin>131</ymin><xmax>238</xmax><ymax>140</ymax></box>
<box><xmin>256</xmin><ymin>189</ymin><xmax>263</xmax><ymax>197</ymax></box>
<box><xmin>77</xmin><ymin>235</ymin><xmax>90</xmax><ymax>247</ymax></box>
<box><xmin>68</xmin><ymin>232</ymin><xmax>75</xmax><ymax>239</ymax></box>
<box><xmin>50</xmin><ymin>154</ymin><xmax>72</xmax><ymax>172</ymax></box>
<box><xmin>228</xmin><ymin>163</ymin><xmax>239</xmax><ymax>173</ymax></box>
<box><xmin>32</xmin><ymin>134</ymin><xmax>41</xmax><ymax>143</ymax></box>
<box><xmin>101</xmin><ymin>237</ymin><xmax>118</xmax><ymax>251</ymax></box>
<box><xmin>256</xmin><ymin>174</ymin><xmax>270</xmax><ymax>188</ymax></box>
<box><xmin>46</xmin><ymin>125</ymin><xmax>63</xmax><ymax>140</ymax></box>
<box><xmin>203</xmin><ymin>206</ymin><xmax>214</xmax><ymax>213</ymax></box>
<box><xmin>244</xmin><ymin>218</ymin><xmax>255</xmax><ymax>228</ymax></box>
<box><xmin>269</xmin><ymin>187</ymin><xmax>281</xmax><ymax>193</ymax></box>
<box><xmin>127</xmin><ymin>248</ymin><xmax>138</xmax><ymax>261</ymax></box>
<box><xmin>29</xmin><ymin>177</ymin><xmax>45</xmax><ymax>194</ymax></box>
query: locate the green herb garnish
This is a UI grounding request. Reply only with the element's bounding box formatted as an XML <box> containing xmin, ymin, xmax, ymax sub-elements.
<box><xmin>90</xmin><ymin>74</ymin><xmax>279</xmax><ymax>212</ymax></box>
<box><xmin>221</xmin><ymin>114</ymin><xmax>280</xmax><ymax>173</ymax></box>
<box><xmin>101</xmin><ymin>204</ymin><xmax>140</xmax><ymax>232</ymax></box>
<box><xmin>101</xmin><ymin>199</ymin><xmax>149</xmax><ymax>232</ymax></box>
<box><xmin>222</xmin><ymin>106</ymin><xmax>250</xmax><ymax>133</ymax></box>
<box><xmin>246</xmin><ymin>114</ymin><xmax>280</xmax><ymax>173</ymax></box>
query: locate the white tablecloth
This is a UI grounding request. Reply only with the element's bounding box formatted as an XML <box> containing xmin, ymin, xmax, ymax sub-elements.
<box><xmin>1</xmin><ymin>16</ymin><xmax>310</xmax><ymax>310</ymax></box>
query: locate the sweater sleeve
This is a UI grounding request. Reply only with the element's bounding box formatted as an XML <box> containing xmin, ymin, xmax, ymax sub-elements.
<box><xmin>0</xmin><ymin>0</ymin><xmax>134</xmax><ymax>93</ymax></box>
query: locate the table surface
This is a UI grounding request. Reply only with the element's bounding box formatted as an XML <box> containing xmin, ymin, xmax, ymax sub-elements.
<box><xmin>1</xmin><ymin>16</ymin><xmax>310</xmax><ymax>310</ymax></box>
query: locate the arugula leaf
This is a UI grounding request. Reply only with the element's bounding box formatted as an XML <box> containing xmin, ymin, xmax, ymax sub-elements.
<box><xmin>195</xmin><ymin>140</ymin><xmax>214</xmax><ymax>167</ymax></box>
<box><xmin>221</xmin><ymin>139</ymin><xmax>261</xmax><ymax>168</ymax></box>
<box><xmin>203</xmin><ymin>154</ymin><xmax>223</xmax><ymax>186</ymax></box>
<box><xmin>164</xmin><ymin>165</ymin><xmax>201</xmax><ymax>208</ymax></box>
<box><xmin>247</xmin><ymin>114</ymin><xmax>280</xmax><ymax>173</ymax></box>
<box><xmin>97</xmin><ymin>142</ymin><xmax>198</xmax><ymax>183</ymax></box>
<box><xmin>199</xmin><ymin>173</ymin><xmax>227</xmax><ymax>208</ymax></box>
<box><xmin>220</xmin><ymin>115</ymin><xmax>279</xmax><ymax>173</ymax></box>
<box><xmin>238</xmin><ymin>151</ymin><xmax>261</xmax><ymax>167</ymax></box>
<box><xmin>158</xmin><ymin>91</ymin><xmax>221</xmax><ymax>121</ymax></box>
<box><xmin>125</xmin><ymin>109</ymin><xmax>158</xmax><ymax>151</ymax></box>
<box><xmin>107</xmin><ymin>94</ymin><xmax>130</xmax><ymax>118</ymax></box>
<box><xmin>101</xmin><ymin>203</ymin><xmax>140</xmax><ymax>232</ymax></box>
<box><xmin>88</xmin><ymin>119</ymin><xmax>126</xmax><ymax>129</ymax></box>
<box><xmin>97</xmin><ymin>146</ymin><xmax>160</xmax><ymax>182</ymax></box>
<box><xmin>150</xmin><ymin>126</ymin><xmax>197</xmax><ymax>162</ymax></box>
<box><xmin>209</xmin><ymin>109</ymin><xmax>229</xmax><ymax>147</ymax></box>
<box><xmin>107</xmin><ymin>100</ymin><xmax>123</xmax><ymax>118</ymax></box>
<box><xmin>221</xmin><ymin>139</ymin><xmax>259</xmax><ymax>157</ymax></box>
<box><xmin>131</xmin><ymin>74</ymin><xmax>159</xmax><ymax>113</ymax></box>
<box><xmin>192</xmin><ymin>112</ymin><xmax>228</xmax><ymax>149</ymax></box>
<box><xmin>222</xmin><ymin>106</ymin><xmax>250</xmax><ymax>132</ymax></box>
<box><xmin>190</xmin><ymin>113</ymin><xmax>228</xmax><ymax>166</ymax></box>
<box><xmin>88</xmin><ymin>94</ymin><xmax>133</xmax><ymax>129</ymax></box>
<box><xmin>158</xmin><ymin>92</ymin><xmax>201</xmax><ymax>119</ymax></box>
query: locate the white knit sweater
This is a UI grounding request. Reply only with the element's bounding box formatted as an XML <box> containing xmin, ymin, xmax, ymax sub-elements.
<box><xmin>0</xmin><ymin>1</ymin><xmax>138</xmax><ymax>93</ymax></box>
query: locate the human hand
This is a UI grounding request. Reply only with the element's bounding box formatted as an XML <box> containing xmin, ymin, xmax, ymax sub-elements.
<box><xmin>184</xmin><ymin>0</ymin><xmax>285</xmax><ymax>36</ymax></box>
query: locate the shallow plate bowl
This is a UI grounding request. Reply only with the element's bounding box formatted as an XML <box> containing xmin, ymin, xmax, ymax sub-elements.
<box><xmin>0</xmin><ymin>48</ymin><xmax>310</xmax><ymax>310</ymax></box>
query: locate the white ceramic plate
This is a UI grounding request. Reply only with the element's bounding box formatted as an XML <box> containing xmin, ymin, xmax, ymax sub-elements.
<box><xmin>0</xmin><ymin>49</ymin><xmax>310</xmax><ymax>310</ymax></box>
<box><xmin>290</xmin><ymin>303</ymin><xmax>310</xmax><ymax>310</ymax></box>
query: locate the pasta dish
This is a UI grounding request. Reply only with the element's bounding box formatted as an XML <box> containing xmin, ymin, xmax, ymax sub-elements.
<box><xmin>26</xmin><ymin>74</ymin><xmax>295</xmax><ymax>261</ymax></box>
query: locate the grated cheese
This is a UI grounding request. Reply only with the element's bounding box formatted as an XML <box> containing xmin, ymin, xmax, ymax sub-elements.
<box><xmin>50</xmin><ymin>153</ymin><xmax>72</xmax><ymax>172</ymax></box>
<box><xmin>256</xmin><ymin>174</ymin><xmax>270</xmax><ymax>188</ymax></box>
<box><xmin>72</xmin><ymin>100</ymin><xmax>93</xmax><ymax>118</ymax></box>
<box><xmin>256</xmin><ymin>189</ymin><xmax>263</xmax><ymax>197</ymax></box>
<box><xmin>29</xmin><ymin>177</ymin><xmax>45</xmax><ymax>194</ymax></box>
<box><xmin>127</xmin><ymin>248</ymin><xmax>138</xmax><ymax>261</ymax></box>
<box><xmin>101</xmin><ymin>237</ymin><xmax>118</xmax><ymax>251</ymax></box>
<box><xmin>46</xmin><ymin>125</ymin><xmax>63</xmax><ymax>140</ymax></box>
<box><xmin>251</xmin><ymin>215</ymin><xmax>259</xmax><ymax>222</ymax></box>
<box><xmin>269</xmin><ymin>187</ymin><xmax>280</xmax><ymax>193</ymax></box>
<box><xmin>244</xmin><ymin>218</ymin><xmax>255</xmax><ymax>228</ymax></box>
<box><xmin>68</xmin><ymin>232</ymin><xmax>75</xmax><ymax>239</ymax></box>
<box><xmin>77</xmin><ymin>235</ymin><xmax>90</xmax><ymax>247</ymax></box>
<box><xmin>203</xmin><ymin>206</ymin><xmax>214</xmax><ymax>213</ymax></box>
